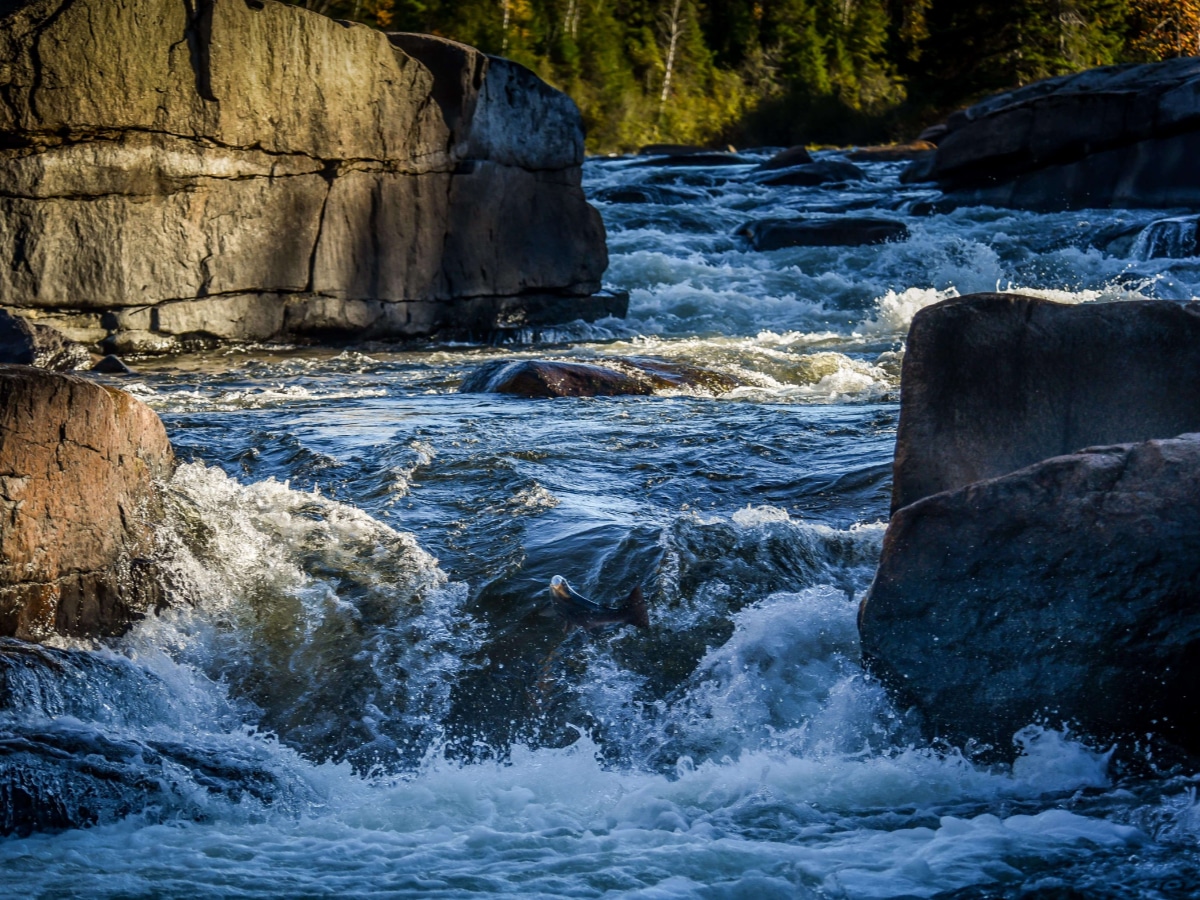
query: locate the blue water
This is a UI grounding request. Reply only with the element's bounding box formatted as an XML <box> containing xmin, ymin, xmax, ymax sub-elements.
<box><xmin>3</xmin><ymin>151</ymin><xmax>1200</xmax><ymax>898</ymax></box>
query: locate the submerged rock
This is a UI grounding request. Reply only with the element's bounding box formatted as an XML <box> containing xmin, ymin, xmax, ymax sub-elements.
<box><xmin>632</xmin><ymin>152</ymin><xmax>755</xmax><ymax>167</ymax></box>
<box><xmin>0</xmin><ymin>0</ymin><xmax>611</xmax><ymax>347</ymax></box>
<box><xmin>860</xmin><ymin>433</ymin><xmax>1200</xmax><ymax>756</ymax></box>
<box><xmin>460</xmin><ymin>358</ymin><xmax>739</xmax><ymax>398</ymax></box>
<box><xmin>906</xmin><ymin>58</ymin><xmax>1200</xmax><ymax>210</ymax></box>
<box><xmin>759</xmin><ymin>145</ymin><xmax>815</xmax><ymax>170</ymax></box>
<box><xmin>891</xmin><ymin>294</ymin><xmax>1200</xmax><ymax>512</ymax></box>
<box><xmin>593</xmin><ymin>185</ymin><xmax>709</xmax><ymax>205</ymax></box>
<box><xmin>0</xmin><ymin>367</ymin><xmax>174</xmax><ymax>640</ymax></box>
<box><xmin>753</xmin><ymin>159</ymin><xmax>867</xmax><ymax>187</ymax></box>
<box><xmin>738</xmin><ymin>217</ymin><xmax>909</xmax><ymax>251</ymax></box>
<box><xmin>0</xmin><ymin>311</ymin><xmax>90</xmax><ymax>371</ymax></box>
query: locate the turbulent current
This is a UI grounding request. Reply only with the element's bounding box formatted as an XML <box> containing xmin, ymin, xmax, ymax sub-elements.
<box><xmin>4</xmin><ymin>153</ymin><xmax>1200</xmax><ymax>898</ymax></box>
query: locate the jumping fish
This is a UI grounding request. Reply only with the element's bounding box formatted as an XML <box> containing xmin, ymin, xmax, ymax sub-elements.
<box><xmin>548</xmin><ymin>575</ymin><xmax>650</xmax><ymax>630</ymax></box>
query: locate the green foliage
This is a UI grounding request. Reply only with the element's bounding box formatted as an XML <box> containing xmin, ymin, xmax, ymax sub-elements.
<box><xmin>280</xmin><ymin>0</ymin><xmax>1190</xmax><ymax>153</ymax></box>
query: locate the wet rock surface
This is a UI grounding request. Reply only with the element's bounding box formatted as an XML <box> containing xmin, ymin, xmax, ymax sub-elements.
<box><xmin>860</xmin><ymin>433</ymin><xmax>1200</xmax><ymax>756</ymax></box>
<box><xmin>908</xmin><ymin>58</ymin><xmax>1200</xmax><ymax>209</ymax></box>
<box><xmin>459</xmin><ymin>358</ymin><xmax>740</xmax><ymax>398</ymax></box>
<box><xmin>753</xmin><ymin>159</ymin><xmax>867</xmax><ymax>187</ymax></box>
<box><xmin>739</xmin><ymin>217</ymin><xmax>909</xmax><ymax>251</ymax></box>
<box><xmin>0</xmin><ymin>366</ymin><xmax>174</xmax><ymax>640</ymax></box>
<box><xmin>0</xmin><ymin>0</ymin><xmax>610</xmax><ymax>347</ymax></box>
<box><xmin>0</xmin><ymin>311</ymin><xmax>90</xmax><ymax>371</ymax></box>
<box><xmin>891</xmin><ymin>293</ymin><xmax>1200</xmax><ymax>512</ymax></box>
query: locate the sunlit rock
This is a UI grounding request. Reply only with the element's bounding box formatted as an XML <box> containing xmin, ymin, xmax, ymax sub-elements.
<box><xmin>0</xmin><ymin>367</ymin><xmax>173</xmax><ymax>640</ymax></box>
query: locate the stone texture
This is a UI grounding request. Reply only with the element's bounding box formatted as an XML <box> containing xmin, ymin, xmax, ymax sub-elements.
<box><xmin>907</xmin><ymin>58</ymin><xmax>1200</xmax><ymax>210</ymax></box>
<box><xmin>460</xmin><ymin>358</ymin><xmax>739</xmax><ymax>398</ymax></box>
<box><xmin>0</xmin><ymin>366</ymin><xmax>174</xmax><ymax>640</ymax></box>
<box><xmin>860</xmin><ymin>433</ymin><xmax>1200</xmax><ymax>755</ymax></box>
<box><xmin>0</xmin><ymin>310</ymin><xmax>89</xmax><ymax>370</ymax></box>
<box><xmin>891</xmin><ymin>294</ymin><xmax>1200</xmax><ymax>512</ymax></box>
<box><xmin>738</xmin><ymin>217</ymin><xmax>908</xmax><ymax>251</ymax></box>
<box><xmin>0</xmin><ymin>0</ymin><xmax>611</xmax><ymax>345</ymax></box>
<box><xmin>845</xmin><ymin>141</ymin><xmax>936</xmax><ymax>162</ymax></box>
<box><xmin>759</xmin><ymin>146</ymin><xmax>814</xmax><ymax>170</ymax></box>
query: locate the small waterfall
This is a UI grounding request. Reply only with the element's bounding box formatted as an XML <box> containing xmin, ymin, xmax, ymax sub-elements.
<box><xmin>1131</xmin><ymin>216</ymin><xmax>1200</xmax><ymax>260</ymax></box>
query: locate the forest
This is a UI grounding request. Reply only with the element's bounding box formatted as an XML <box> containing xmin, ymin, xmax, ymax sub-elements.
<box><xmin>288</xmin><ymin>0</ymin><xmax>1200</xmax><ymax>152</ymax></box>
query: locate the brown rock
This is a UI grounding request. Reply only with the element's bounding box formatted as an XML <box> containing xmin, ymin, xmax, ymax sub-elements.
<box><xmin>860</xmin><ymin>433</ymin><xmax>1200</xmax><ymax>755</ymax></box>
<box><xmin>0</xmin><ymin>366</ymin><xmax>174</xmax><ymax>640</ymax></box>
<box><xmin>459</xmin><ymin>358</ymin><xmax>739</xmax><ymax>398</ymax></box>
<box><xmin>892</xmin><ymin>294</ymin><xmax>1200</xmax><ymax>513</ymax></box>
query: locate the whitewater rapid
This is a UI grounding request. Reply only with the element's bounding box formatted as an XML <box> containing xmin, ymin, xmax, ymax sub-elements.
<box><xmin>4</xmin><ymin>151</ymin><xmax>1200</xmax><ymax>897</ymax></box>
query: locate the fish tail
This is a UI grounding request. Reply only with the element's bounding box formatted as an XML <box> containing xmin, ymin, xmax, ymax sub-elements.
<box><xmin>622</xmin><ymin>585</ymin><xmax>649</xmax><ymax>628</ymax></box>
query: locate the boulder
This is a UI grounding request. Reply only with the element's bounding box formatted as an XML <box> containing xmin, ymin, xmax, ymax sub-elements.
<box><xmin>753</xmin><ymin>159</ymin><xmax>866</xmax><ymax>187</ymax></box>
<box><xmin>891</xmin><ymin>294</ymin><xmax>1200</xmax><ymax>512</ymax></box>
<box><xmin>0</xmin><ymin>366</ymin><xmax>174</xmax><ymax>640</ymax></box>
<box><xmin>460</xmin><ymin>358</ymin><xmax>739</xmax><ymax>398</ymax></box>
<box><xmin>759</xmin><ymin>146</ymin><xmax>815</xmax><ymax>170</ymax></box>
<box><xmin>0</xmin><ymin>311</ymin><xmax>90</xmax><ymax>371</ymax></box>
<box><xmin>906</xmin><ymin>58</ymin><xmax>1200</xmax><ymax>209</ymax></box>
<box><xmin>860</xmin><ymin>433</ymin><xmax>1200</xmax><ymax>755</ymax></box>
<box><xmin>738</xmin><ymin>217</ymin><xmax>908</xmax><ymax>251</ymax></box>
<box><xmin>594</xmin><ymin>185</ymin><xmax>709</xmax><ymax>205</ymax></box>
<box><xmin>0</xmin><ymin>0</ymin><xmax>611</xmax><ymax>347</ymax></box>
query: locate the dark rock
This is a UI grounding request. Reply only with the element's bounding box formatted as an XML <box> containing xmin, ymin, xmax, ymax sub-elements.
<box><xmin>631</xmin><ymin>152</ymin><xmax>755</xmax><ymax>167</ymax></box>
<box><xmin>0</xmin><ymin>367</ymin><xmax>174</xmax><ymax>641</ymax></box>
<box><xmin>0</xmin><ymin>311</ymin><xmax>90</xmax><ymax>371</ymax></box>
<box><xmin>638</xmin><ymin>144</ymin><xmax>710</xmax><ymax>156</ymax></box>
<box><xmin>0</xmin><ymin>2</ymin><xmax>611</xmax><ymax>346</ymax></box>
<box><xmin>753</xmin><ymin>160</ymin><xmax>867</xmax><ymax>187</ymax></box>
<box><xmin>845</xmin><ymin>141</ymin><xmax>936</xmax><ymax>162</ymax></box>
<box><xmin>91</xmin><ymin>354</ymin><xmax>134</xmax><ymax>374</ymax></box>
<box><xmin>593</xmin><ymin>185</ymin><xmax>708</xmax><ymax>205</ymax></box>
<box><xmin>860</xmin><ymin>433</ymin><xmax>1200</xmax><ymax>755</ymax></box>
<box><xmin>460</xmin><ymin>358</ymin><xmax>739</xmax><ymax>398</ymax></box>
<box><xmin>738</xmin><ymin>217</ymin><xmax>909</xmax><ymax>251</ymax></box>
<box><xmin>759</xmin><ymin>146</ymin><xmax>815</xmax><ymax>170</ymax></box>
<box><xmin>891</xmin><ymin>294</ymin><xmax>1200</xmax><ymax>513</ymax></box>
<box><xmin>914</xmin><ymin>58</ymin><xmax>1200</xmax><ymax>209</ymax></box>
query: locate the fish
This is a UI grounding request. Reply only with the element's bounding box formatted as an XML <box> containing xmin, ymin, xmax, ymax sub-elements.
<box><xmin>548</xmin><ymin>575</ymin><xmax>649</xmax><ymax>630</ymax></box>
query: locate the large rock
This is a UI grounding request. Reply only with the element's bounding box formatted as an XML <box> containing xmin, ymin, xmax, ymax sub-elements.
<box><xmin>906</xmin><ymin>58</ymin><xmax>1200</xmax><ymax>209</ymax></box>
<box><xmin>0</xmin><ymin>0</ymin><xmax>610</xmax><ymax>348</ymax></box>
<box><xmin>460</xmin><ymin>358</ymin><xmax>739</xmax><ymax>398</ymax></box>
<box><xmin>739</xmin><ymin>217</ymin><xmax>908</xmax><ymax>251</ymax></box>
<box><xmin>752</xmin><ymin>159</ymin><xmax>866</xmax><ymax>187</ymax></box>
<box><xmin>860</xmin><ymin>433</ymin><xmax>1200</xmax><ymax>755</ymax></box>
<box><xmin>892</xmin><ymin>294</ymin><xmax>1200</xmax><ymax>512</ymax></box>
<box><xmin>0</xmin><ymin>366</ymin><xmax>174</xmax><ymax>640</ymax></box>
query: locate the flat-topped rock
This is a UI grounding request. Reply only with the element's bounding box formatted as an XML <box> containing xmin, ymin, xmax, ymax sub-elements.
<box><xmin>892</xmin><ymin>294</ymin><xmax>1200</xmax><ymax>512</ymax></box>
<box><xmin>0</xmin><ymin>0</ymin><xmax>611</xmax><ymax>348</ymax></box>
<box><xmin>0</xmin><ymin>366</ymin><xmax>174</xmax><ymax>640</ymax></box>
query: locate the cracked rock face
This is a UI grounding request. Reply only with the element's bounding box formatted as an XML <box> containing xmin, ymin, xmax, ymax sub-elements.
<box><xmin>0</xmin><ymin>0</ymin><xmax>610</xmax><ymax>348</ymax></box>
<box><xmin>0</xmin><ymin>365</ymin><xmax>174</xmax><ymax>640</ymax></box>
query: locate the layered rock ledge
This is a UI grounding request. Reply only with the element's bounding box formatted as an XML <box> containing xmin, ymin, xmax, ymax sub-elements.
<box><xmin>0</xmin><ymin>366</ymin><xmax>174</xmax><ymax>639</ymax></box>
<box><xmin>904</xmin><ymin>58</ymin><xmax>1200</xmax><ymax>210</ymax></box>
<box><xmin>0</xmin><ymin>0</ymin><xmax>619</xmax><ymax>351</ymax></box>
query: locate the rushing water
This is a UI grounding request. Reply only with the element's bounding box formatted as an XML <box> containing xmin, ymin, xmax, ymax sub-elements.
<box><xmin>4</xmin><ymin>152</ymin><xmax>1200</xmax><ymax>898</ymax></box>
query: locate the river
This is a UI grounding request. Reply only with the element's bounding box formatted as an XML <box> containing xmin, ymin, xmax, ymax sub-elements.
<box><xmin>3</xmin><ymin>152</ymin><xmax>1200</xmax><ymax>898</ymax></box>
